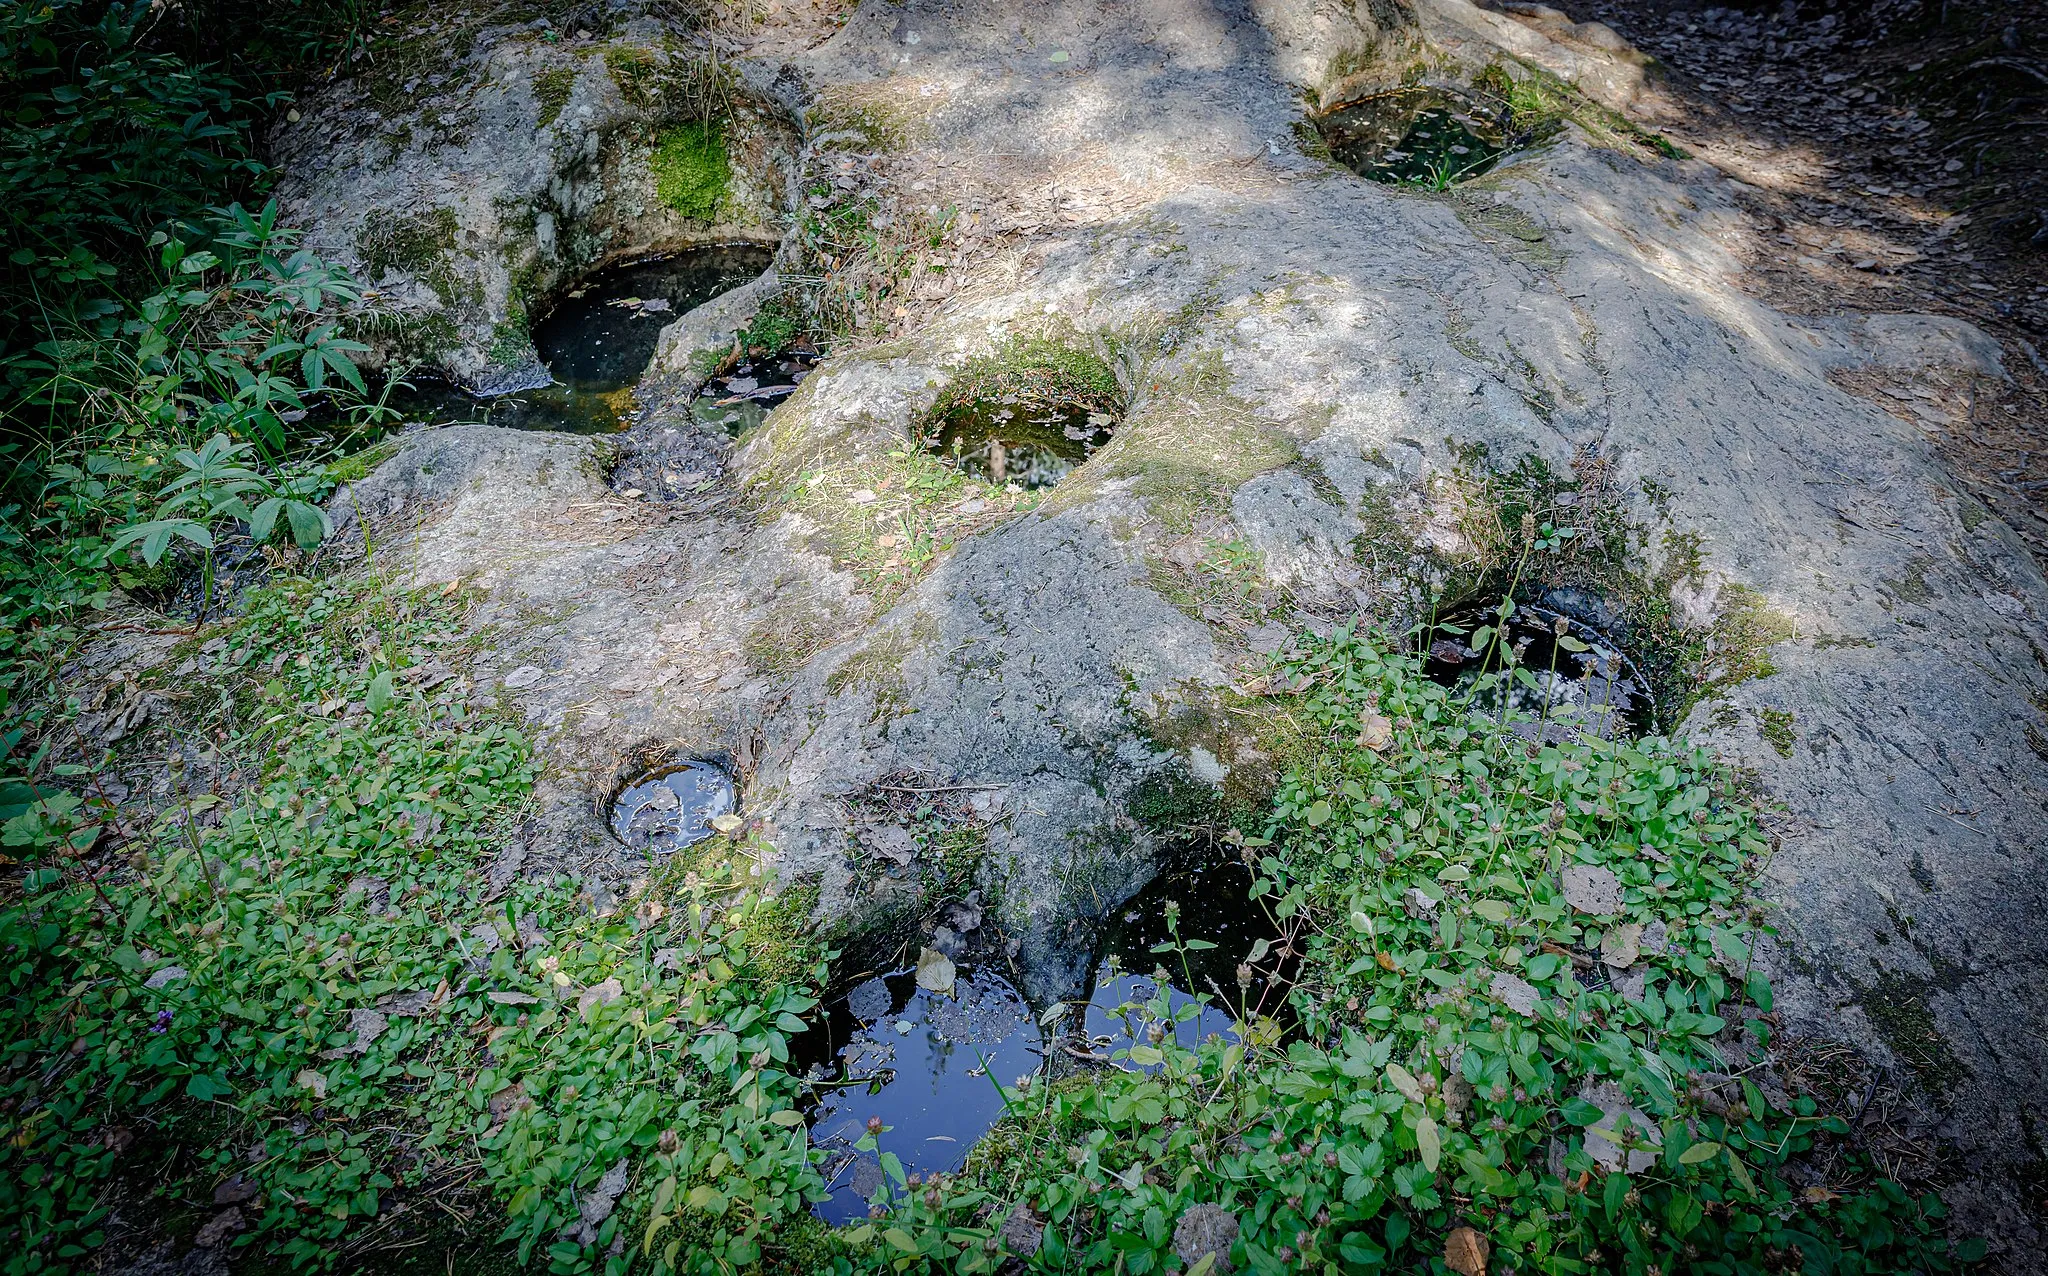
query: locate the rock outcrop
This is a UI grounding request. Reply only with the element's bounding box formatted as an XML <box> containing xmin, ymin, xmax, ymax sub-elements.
<box><xmin>316</xmin><ymin>0</ymin><xmax>2048</xmax><ymax>1254</ymax></box>
<box><xmin>272</xmin><ymin>4</ymin><xmax>800</xmax><ymax>391</ymax></box>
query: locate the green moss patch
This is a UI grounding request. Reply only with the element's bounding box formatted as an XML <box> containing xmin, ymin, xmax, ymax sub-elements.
<box><xmin>741</xmin><ymin>600</ymin><xmax>840</xmax><ymax>676</ymax></box>
<box><xmin>1758</xmin><ymin>706</ymin><xmax>1797</xmax><ymax>757</ymax></box>
<box><xmin>533</xmin><ymin>66</ymin><xmax>578</xmax><ymax>128</ymax></box>
<box><xmin>604</xmin><ymin>44</ymin><xmax>660</xmax><ymax>110</ymax></box>
<box><xmin>1075</xmin><ymin>351</ymin><xmax>1296</xmax><ymax>532</ymax></box>
<box><xmin>357</xmin><ymin>206</ymin><xmax>460</xmax><ymax>279</ymax></box>
<box><xmin>1474</xmin><ymin>59</ymin><xmax>1686</xmax><ymax>160</ymax></box>
<box><xmin>651</xmin><ymin>122</ymin><xmax>731</xmax><ymax>222</ymax></box>
<box><xmin>1864</xmin><ymin>972</ymin><xmax>1965</xmax><ymax>1096</ymax></box>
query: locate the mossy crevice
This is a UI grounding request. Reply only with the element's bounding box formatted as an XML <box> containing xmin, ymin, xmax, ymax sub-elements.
<box><xmin>741</xmin><ymin>600</ymin><xmax>841</xmax><ymax>677</ymax></box>
<box><xmin>533</xmin><ymin>66</ymin><xmax>578</xmax><ymax>128</ymax></box>
<box><xmin>357</xmin><ymin>207</ymin><xmax>463</xmax><ymax>288</ymax></box>
<box><xmin>1129</xmin><ymin>678</ymin><xmax>1317</xmax><ymax>824</ymax></box>
<box><xmin>1472</xmin><ymin>59</ymin><xmax>1686</xmax><ymax>161</ymax></box>
<box><xmin>1863</xmin><ymin>971</ymin><xmax>1967</xmax><ymax>1098</ymax></box>
<box><xmin>823</xmin><ymin>613</ymin><xmax>940</xmax><ymax>727</ymax></box>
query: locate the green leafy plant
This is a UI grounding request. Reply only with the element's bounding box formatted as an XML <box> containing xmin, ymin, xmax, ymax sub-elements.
<box><xmin>850</xmin><ymin>624</ymin><xmax>1980</xmax><ymax>1276</ymax></box>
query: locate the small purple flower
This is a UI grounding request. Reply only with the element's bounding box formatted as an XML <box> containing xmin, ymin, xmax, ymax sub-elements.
<box><xmin>152</xmin><ymin>1009</ymin><xmax>173</xmax><ymax>1034</ymax></box>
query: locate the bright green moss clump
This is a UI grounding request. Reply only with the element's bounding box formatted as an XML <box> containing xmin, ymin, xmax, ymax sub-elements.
<box><xmin>652</xmin><ymin>123</ymin><xmax>731</xmax><ymax>222</ymax></box>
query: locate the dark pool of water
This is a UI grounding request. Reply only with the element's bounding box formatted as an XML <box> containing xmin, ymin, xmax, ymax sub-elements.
<box><xmin>924</xmin><ymin>396</ymin><xmax>1111</xmax><ymax>490</ymax></box>
<box><xmin>1080</xmin><ymin>850</ymin><xmax>1285</xmax><ymax>1069</ymax></box>
<box><xmin>1319</xmin><ymin>88</ymin><xmax>1507</xmax><ymax>187</ymax></box>
<box><xmin>535</xmin><ymin>246</ymin><xmax>773</xmax><ymax>392</ymax></box>
<box><xmin>798</xmin><ymin>967</ymin><xmax>1040</xmax><ymax>1224</ymax></box>
<box><xmin>1421</xmin><ymin>603</ymin><xmax>1655</xmax><ymax>738</ymax></box>
<box><xmin>609</xmin><ymin>761</ymin><xmax>737</xmax><ymax>853</ymax></box>
<box><xmin>366</xmin><ymin>246</ymin><xmax>773</xmax><ymax>435</ymax></box>
<box><xmin>371</xmin><ymin>376</ymin><xmax>630</xmax><ymax>435</ymax></box>
<box><xmin>690</xmin><ymin>343</ymin><xmax>821</xmax><ymax>438</ymax></box>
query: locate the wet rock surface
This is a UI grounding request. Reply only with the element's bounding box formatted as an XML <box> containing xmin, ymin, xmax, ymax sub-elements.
<box><xmin>313</xmin><ymin>0</ymin><xmax>2048</xmax><ymax>1253</ymax></box>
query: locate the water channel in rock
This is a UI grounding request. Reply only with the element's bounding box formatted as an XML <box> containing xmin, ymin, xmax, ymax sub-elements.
<box><xmin>1420</xmin><ymin>601</ymin><xmax>1656</xmax><ymax>738</ymax></box>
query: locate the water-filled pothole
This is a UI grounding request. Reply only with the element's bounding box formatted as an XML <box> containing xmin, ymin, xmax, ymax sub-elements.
<box><xmin>609</xmin><ymin>761</ymin><xmax>738</xmax><ymax>853</ymax></box>
<box><xmin>1421</xmin><ymin>602</ymin><xmax>1655</xmax><ymax>738</ymax></box>
<box><xmin>1317</xmin><ymin>88</ymin><xmax>1507</xmax><ymax>187</ymax></box>
<box><xmin>1080</xmin><ymin>848</ymin><xmax>1286</xmax><ymax>1067</ymax></box>
<box><xmin>689</xmin><ymin>341</ymin><xmax>820</xmax><ymax>438</ymax></box>
<box><xmin>798</xmin><ymin>965</ymin><xmax>1040</xmax><ymax>1224</ymax></box>
<box><xmin>793</xmin><ymin>847</ymin><xmax>1284</xmax><ymax>1224</ymax></box>
<box><xmin>373</xmin><ymin>245</ymin><xmax>773</xmax><ymax>434</ymax></box>
<box><xmin>922</xmin><ymin>396</ymin><xmax>1112</xmax><ymax>490</ymax></box>
<box><xmin>535</xmin><ymin>247</ymin><xmax>773</xmax><ymax>393</ymax></box>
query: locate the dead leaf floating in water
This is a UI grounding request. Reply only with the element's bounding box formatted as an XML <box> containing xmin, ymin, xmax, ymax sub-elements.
<box><xmin>915</xmin><ymin>947</ymin><xmax>957</xmax><ymax>995</ymax></box>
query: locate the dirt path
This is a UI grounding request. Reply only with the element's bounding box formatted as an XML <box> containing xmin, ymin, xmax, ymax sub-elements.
<box><xmin>1556</xmin><ymin>0</ymin><xmax>2048</xmax><ymax>560</ymax></box>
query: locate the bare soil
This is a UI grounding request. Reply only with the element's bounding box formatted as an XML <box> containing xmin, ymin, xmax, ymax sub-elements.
<box><xmin>1566</xmin><ymin>0</ymin><xmax>2048</xmax><ymax>561</ymax></box>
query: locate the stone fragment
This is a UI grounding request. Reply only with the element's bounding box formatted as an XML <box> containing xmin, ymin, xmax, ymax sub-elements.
<box><xmin>1562</xmin><ymin>863</ymin><xmax>1622</xmax><ymax>915</ymax></box>
<box><xmin>194</xmin><ymin>1207</ymin><xmax>244</xmax><ymax>1248</ymax></box>
<box><xmin>1489</xmin><ymin>970</ymin><xmax>1542</xmax><ymax>1017</ymax></box>
<box><xmin>1000</xmin><ymin>1201</ymin><xmax>1044</xmax><ymax>1257</ymax></box>
<box><xmin>1173</xmin><ymin>1203</ymin><xmax>1239</xmax><ymax>1273</ymax></box>
<box><xmin>143</xmin><ymin>965</ymin><xmax>187</xmax><ymax>990</ymax></box>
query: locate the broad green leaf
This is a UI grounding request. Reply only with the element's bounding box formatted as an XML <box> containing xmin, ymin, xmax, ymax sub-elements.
<box><xmin>366</xmin><ymin>671</ymin><xmax>394</xmax><ymax>715</ymax></box>
<box><xmin>1416</xmin><ymin>1116</ymin><xmax>1441</xmax><ymax>1171</ymax></box>
<box><xmin>1560</xmin><ymin>1097</ymin><xmax>1603</xmax><ymax>1125</ymax></box>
